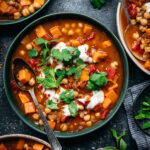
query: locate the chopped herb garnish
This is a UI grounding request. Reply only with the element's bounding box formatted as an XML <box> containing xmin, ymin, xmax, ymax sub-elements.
<box><xmin>60</xmin><ymin>89</ymin><xmax>74</xmax><ymax>103</ymax></box>
<box><xmin>74</xmin><ymin>64</ymin><xmax>86</xmax><ymax>80</ymax></box>
<box><xmin>67</xmin><ymin>66</ymin><xmax>76</xmax><ymax>76</ymax></box>
<box><xmin>36</xmin><ymin>38</ymin><xmax>49</xmax><ymax>48</ymax></box>
<box><xmin>76</xmin><ymin>59</ymin><xmax>85</xmax><ymax>66</ymax></box>
<box><xmin>86</xmin><ymin>72</ymin><xmax>108</xmax><ymax>90</ymax></box>
<box><xmin>46</xmin><ymin>100</ymin><xmax>59</xmax><ymax>110</ymax></box>
<box><xmin>27</xmin><ymin>48</ymin><xmax>38</xmax><ymax>57</ymax></box>
<box><xmin>91</xmin><ymin>0</ymin><xmax>106</xmax><ymax>9</ymax></box>
<box><xmin>69</xmin><ymin>101</ymin><xmax>78</xmax><ymax>117</ymax></box>
<box><xmin>56</xmin><ymin>69</ymin><xmax>66</xmax><ymax>77</ymax></box>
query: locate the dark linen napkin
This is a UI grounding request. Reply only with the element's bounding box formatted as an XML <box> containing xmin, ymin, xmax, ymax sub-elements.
<box><xmin>124</xmin><ymin>81</ymin><xmax>150</xmax><ymax>150</ymax></box>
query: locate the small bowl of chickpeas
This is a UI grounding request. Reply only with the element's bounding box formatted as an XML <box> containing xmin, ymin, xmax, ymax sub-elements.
<box><xmin>117</xmin><ymin>0</ymin><xmax>150</xmax><ymax>75</ymax></box>
<box><xmin>0</xmin><ymin>0</ymin><xmax>50</xmax><ymax>25</ymax></box>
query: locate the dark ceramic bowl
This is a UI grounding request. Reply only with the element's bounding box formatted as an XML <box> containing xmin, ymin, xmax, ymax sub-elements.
<box><xmin>3</xmin><ymin>13</ymin><xmax>129</xmax><ymax>138</ymax></box>
<box><xmin>0</xmin><ymin>134</ymin><xmax>51</xmax><ymax>148</ymax></box>
<box><xmin>0</xmin><ymin>0</ymin><xmax>50</xmax><ymax>25</ymax></box>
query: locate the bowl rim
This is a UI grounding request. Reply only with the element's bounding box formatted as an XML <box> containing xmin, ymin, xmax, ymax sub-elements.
<box><xmin>0</xmin><ymin>0</ymin><xmax>50</xmax><ymax>25</ymax></box>
<box><xmin>0</xmin><ymin>134</ymin><xmax>51</xmax><ymax>148</ymax></box>
<box><xmin>116</xmin><ymin>2</ymin><xmax>150</xmax><ymax>76</ymax></box>
<box><xmin>3</xmin><ymin>12</ymin><xmax>129</xmax><ymax>138</ymax></box>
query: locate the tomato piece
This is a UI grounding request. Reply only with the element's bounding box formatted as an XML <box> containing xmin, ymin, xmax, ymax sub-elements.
<box><xmin>89</xmin><ymin>64</ymin><xmax>97</xmax><ymax>75</ymax></box>
<box><xmin>132</xmin><ymin>40</ymin><xmax>141</xmax><ymax>51</ymax></box>
<box><xmin>107</xmin><ymin>67</ymin><xmax>116</xmax><ymax>79</ymax></box>
<box><xmin>7</xmin><ymin>6</ymin><xmax>17</xmax><ymax>15</ymax></box>
<box><xmin>29</xmin><ymin>59</ymin><xmax>38</xmax><ymax>67</ymax></box>
<box><xmin>93</xmin><ymin>104</ymin><xmax>101</xmax><ymax>112</ymax></box>
<box><xmin>128</xmin><ymin>4</ymin><xmax>137</xmax><ymax>19</ymax></box>
<box><xmin>87</xmin><ymin>32</ymin><xmax>95</xmax><ymax>41</ymax></box>
<box><xmin>67</xmin><ymin>83</ymin><xmax>73</xmax><ymax>89</ymax></box>
<box><xmin>77</xmin><ymin>81</ymin><xmax>87</xmax><ymax>89</ymax></box>
<box><xmin>138</xmin><ymin>49</ymin><xmax>144</xmax><ymax>54</ymax></box>
<box><xmin>11</xmin><ymin>81</ymin><xmax>18</xmax><ymax>91</ymax></box>
<box><xmin>42</xmin><ymin>34</ymin><xmax>52</xmax><ymax>41</ymax></box>
<box><xmin>61</xmin><ymin>113</ymin><xmax>69</xmax><ymax>122</ymax></box>
<box><xmin>100</xmin><ymin>109</ymin><xmax>109</xmax><ymax>120</ymax></box>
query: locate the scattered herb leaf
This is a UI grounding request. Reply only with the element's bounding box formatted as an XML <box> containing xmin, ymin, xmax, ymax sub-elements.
<box><xmin>27</xmin><ymin>48</ymin><xmax>38</xmax><ymax>57</ymax></box>
<box><xmin>46</xmin><ymin>100</ymin><xmax>59</xmax><ymax>109</ymax></box>
<box><xmin>69</xmin><ymin>101</ymin><xmax>78</xmax><ymax>117</ymax></box>
<box><xmin>60</xmin><ymin>89</ymin><xmax>74</xmax><ymax>103</ymax></box>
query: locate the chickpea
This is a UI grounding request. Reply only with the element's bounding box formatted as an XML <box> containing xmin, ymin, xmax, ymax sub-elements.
<box><xmin>137</xmin><ymin>7</ymin><xmax>140</xmax><ymax>13</ymax></box>
<box><xmin>86</xmin><ymin>121</ymin><xmax>92</xmax><ymax>127</ymax></box>
<box><xmin>20</xmin><ymin>50</ymin><xmax>25</xmax><ymax>56</ymax></box>
<box><xmin>130</xmin><ymin>19</ymin><xmax>136</xmax><ymax>25</ymax></box>
<box><xmin>45</xmin><ymin>108</ymin><xmax>51</xmax><ymax>114</ymax></box>
<box><xmin>68</xmin><ymin>30</ymin><xmax>74</xmax><ymax>36</ymax></box>
<box><xmin>39</xmin><ymin>119</ymin><xmax>43</xmax><ymax>125</ymax></box>
<box><xmin>78</xmin><ymin>105</ymin><xmax>84</xmax><ymax>110</ymax></box>
<box><xmin>132</xmin><ymin>32</ymin><xmax>139</xmax><ymax>40</ymax></box>
<box><xmin>71</xmin><ymin>23</ymin><xmax>76</xmax><ymax>28</ymax></box>
<box><xmin>84</xmin><ymin>114</ymin><xmax>90</xmax><ymax>121</ymax></box>
<box><xmin>142</xmin><ymin>5</ymin><xmax>147</xmax><ymax>11</ymax></box>
<box><xmin>24</xmin><ymin>144</ymin><xmax>28</xmax><ymax>149</ymax></box>
<box><xmin>144</xmin><ymin>12</ymin><xmax>150</xmax><ymax>19</ymax></box>
<box><xmin>95</xmin><ymin>112</ymin><xmax>101</xmax><ymax>118</ymax></box>
<box><xmin>136</xmin><ymin>16</ymin><xmax>142</xmax><ymax>22</ymax></box>
<box><xmin>140</xmin><ymin>19</ymin><xmax>148</xmax><ymax>26</ymax></box>
<box><xmin>139</xmin><ymin>25</ymin><xmax>146</xmax><ymax>32</ymax></box>
<box><xmin>74</xmin><ymin>91</ymin><xmax>79</xmax><ymax>98</ymax></box>
<box><xmin>26</xmin><ymin>43</ymin><xmax>33</xmax><ymax>50</ymax></box>
<box><xmin>29</xmin><ymin>77</ymin><xmax>35</xmax><ymax>86</ymax></box>
<box><xmin>69</xmin><ymin>124</ymin><xmax>74</xmax><ymax>130</ymax></box>
<box><xmin>78</xmin><ymin>23</ymin><xmax>83</xmax><ymax>28</ymax></box>
<box><xmin>14</xmin><ymin>12</ymin><xmax>21</xmax><ymax>20</ymax></box>
<box><xmin>80</xmin><ymin>121</ymin><xmax>85</xmax><ymax>125</ymax></box>
<box><xmin>33</xmin><ymin>2</ymin><xmax>41</xmax><ymax>9</ymax></box>
<box><xmin>61</xmin><ymin>78</ymin><xmax>68</xmax><ymax>84</ymax></box>
<box><xmin>60</xmin><ymin>123</ymin><xmax>68</xmax><ymax>131</ymax></box>
<box><xmin>91</xmin><ymin>115</ymin><xmax>95</xmax><ymax>120</ymax></box>
<box><xmin>22</xmin><ymin>8</ymin><xmax>30</xmax><ymax>17</ymax></box>
<box><xmin>145</xmin><ymin>47</ymin><xmax>150</xmax><ymax>53</ymax></box>
<box><xmin>29</xmin><ymin>5</ymin><xmax>35</xmax><ymax>13</ymax></box>
<box><xmin>140</xmin><ymin>44</ymin><xmax>145</xmax><ymax>50</ymax></box>
<box><xmin>61</xmin><ymin>28</ymin><xmax>67</xmax><ymax>34</ymax></box>
<box><xmin>65</xmin><ymin>24</ymin><xmax>70</xmax><ymax>29</ymax></box>
<box><xmin>32</xmin><ymin>113</ymin><xmax>40</xmax><ymax>120</ymax></box>
<box><xmin>79</xmin><ymin>112</ymin><xmax>84</xmax><ymax>118</ymax></box>
<box><xmin>111</xmin><ymin>61</ymin><xmax>118</xmax><ymax>69</ymax></box>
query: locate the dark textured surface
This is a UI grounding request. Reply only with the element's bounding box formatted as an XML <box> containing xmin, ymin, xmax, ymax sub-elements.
<box><xmin>0</xmin><ymin>0</ymin><xmax>150</xmax><ymax>149</ymax></box>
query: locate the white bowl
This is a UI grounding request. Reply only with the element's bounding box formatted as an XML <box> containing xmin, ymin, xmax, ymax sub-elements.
<box><xmin>116</xmin><ymin>2</ymin><xmax>150</xmax><ymax>75</ymax></box>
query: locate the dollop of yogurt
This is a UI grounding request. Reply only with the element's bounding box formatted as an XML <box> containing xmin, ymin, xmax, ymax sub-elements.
<box><xmin>145</xmin><ymin>2</ymin><xmax>150</xmax><ymax>13</ymax></box>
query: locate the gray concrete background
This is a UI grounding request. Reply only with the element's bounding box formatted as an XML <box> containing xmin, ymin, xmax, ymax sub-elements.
<box><xmin>0</xmin><ymin>0</ymin><xmax>150</xmax><ymax>149</ymax></box>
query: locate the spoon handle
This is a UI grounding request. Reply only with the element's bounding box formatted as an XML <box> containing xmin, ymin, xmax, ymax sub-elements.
<box><xmin>119</xmin><ymin>0</ymin><xmax>130</xmax><ymax>23</ymax></box>
<box><xmin>29</xmin><ymin>89</ymin><xmax>62</xmax><ymax>150</ymax></box>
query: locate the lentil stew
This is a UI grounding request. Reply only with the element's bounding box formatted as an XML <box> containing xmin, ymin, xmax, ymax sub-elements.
<box><xmin>9</xmin><ymin>18</ymin><xmax>124</xmax><ymax>133</ymax></box>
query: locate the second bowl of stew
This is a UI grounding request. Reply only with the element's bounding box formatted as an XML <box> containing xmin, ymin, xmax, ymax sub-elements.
<box><xmin>4</xmin><ymin>13</ymin><xmax>129</xmax><ymax>138</ymax></box>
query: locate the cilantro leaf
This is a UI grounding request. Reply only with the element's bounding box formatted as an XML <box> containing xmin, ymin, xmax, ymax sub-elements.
<box><xmin>62</xmin><ymin>49</ymin><xmax>72</xmax><ymax>62</ymax></box>
<box><xmin>143</xmin><ymin>121</ymin><xmax>150</xmax><ymax>129</ymax></box>
<box><xmin>74</xmin><ymin>64</ymin><xmax>86</xmax><ymax>80</ymax></box>
<box><xmin>56</xmin><ymin>69</ymin><xmax>66</xmax><ymax>77</ymax></box>
<box><xmin>42</xmin><ymin>66</ymin><xmax>51</xmax><ymax>77</ymax></box>
<box><xmin>76</xmin><ymin>59</ymin><xmax>85</xmax><ymax>66</ymax></box>
<box><xmin>91</xmin><ymin>0</ymin><xmax>106</xmax><ymax>9</ymax></box>
<box><xmin>67</xmin><ymin>66</ymin><xmax>76</xmax><ymax>76</ymax></box>
<box><xmin>51</xmin><ymin>49</ymin><xmax>63</xmax><ymax>61</ymax></box>
<box><xmin>46</xmin><ymin>100</ymin><xmax>59</xmax><ymax>110</ymax></box>
<box><xmin>104</xmin><ymin>146</ymin><xmax>117</xmax><ymax>150</ymax></box>
<box><xmin>27</xmin><ymin>49</ymin><xmax>38</xmax><ymax>57</ymax></box>
<box><xmin>111</xmin><ymin>129</ymin><xmax>126</xmax><ymax>142</ymax></box>
<box><xmin>69</xmin><ymin>101</ymin><xmax>78</xmax><ymax>117</ymax></box>
<box><xmin>36</xmin><ymin>38</ymin><xmax>49</xmax><ymax>47</ymax></box>
<box><xmin>60</xmin><ymin>89</ymin><xmax>74</xmax><ymax>103</ymax></box>
<box><xmin>64</xmin><ymin>47</ymin><xmax>80</xmax><ymax>58</ymax></box>
<box><xmin>86</xmin><ymin>72</ymin><xmax>108</xmax><ymax>90</ymax></box>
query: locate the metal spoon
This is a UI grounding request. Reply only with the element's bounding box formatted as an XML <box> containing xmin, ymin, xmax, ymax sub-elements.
<box><xmin>119</xmin><ymin>0</ymin><xmax>146</xmax><ymax>61</ymax></box>
<box><xmin>13</xmin><ymin>58</ymin><xmax>62</xmax><ymax>150</ymax></box>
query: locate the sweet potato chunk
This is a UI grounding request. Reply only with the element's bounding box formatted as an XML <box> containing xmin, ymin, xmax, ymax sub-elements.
<box><xmin>101</xmin><ymin>40</ymin><xmax>112</xmax><ymax>49</ymax></box>
<box><xmin>102</xmin><ymin>98</ymin><xmax>112</xmax><ymax>109</ymax></box>
<box><xmin>16</xmin><ymin>139</ymin><xmax>25</xmax><ymax>150</ymax></box>
<box><xmin>20</xmin><ymin>0</ymin><xmax>31</xmax><ymax>6</ymax></box>
<box><xmin>92</xmin><ymin>51</ymin><xmax>108</xmax><ymax>62</ymax></box>
<box><xmin>105</xmin><ymin>90</ymin><xmax>118</xmax><ymax>104</ymax></box>
<box><xmin>19</xmin><ymin>92</ymin><xmax>30</xmax><ymax>104</ymax></box>
<box><xmin>83</xmin><ymin>24</ymin><xmax>93</xmax><ymax>34</ymax></box>
<box><xmin>33</xmin><ymin>144</ymin><xmax>44</xmax><ymax>150</ymax></box>
<box><xmin>0</xmin><ymin>1</ymin><xmax>8</xmax><ymax>14</ymax></box>
<box><xmin>24</xmin><ymin>102</ymin><xmax>36</xmax><ymax>114</ymax></box>
<box><xmin>80</xmin><ymin>69</ymin><xmax>89</xmax><ymax>81</ymax></box>
<box><xmin>71</xmin><ymin>40</ymin><xmax>80</xmax><ymax>47</ymax></box>
<box><xmin>50</xmin><ymin>26</ymin><xmax>62</xmax><ymax>38</ymax></box>
<box><xmin>34</xmin><ymin>0</ymin><xmax>45</xmax><ymax>6</ymax></box>
<box><xmin>0</xmin><ymin>143</ymin><xmax>7</xmax><ymax>150</ymax></box>
<box><xmin>144</xmin><ymin>59</ymin><xmax>150</xmax><ymax>70</ymax></box>
<box><xmin>21</xmin><ymin>35</ymin><xmax>30</xmax><ymax>45</ymax></box>
<box><xmin>35</xmin><ymin>25</ymin><xmax>47</xmax><ymax>38</ymax></box>
<box><xmin>48</xmin><ymin>121</ymin><xmax>56</xmax><ymax>130</ymax></box>
<box><xmin>18</xmin><ymin>69</ymin><xmax>31</xmax><ymax>84</ymax></box>
<box><xmin>146</xmin><ymin>28</ymin><xmax>150</xmax><ymax>38</ymax></box>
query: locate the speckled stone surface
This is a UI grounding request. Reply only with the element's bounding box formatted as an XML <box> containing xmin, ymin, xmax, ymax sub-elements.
<box><xmin>0</xmin><ymin>0</ymin><xmax>150</xmax><ymax>149</ymax></box>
